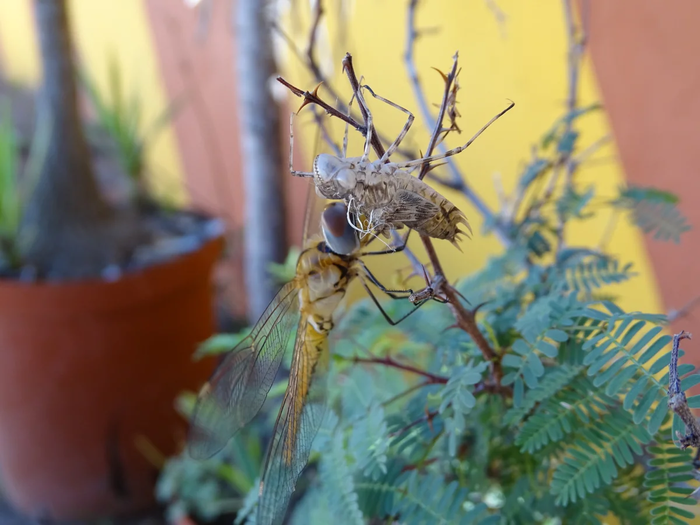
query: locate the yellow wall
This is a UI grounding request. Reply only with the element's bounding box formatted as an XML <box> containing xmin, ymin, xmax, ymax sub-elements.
<box><xmin>0</xmin><ymin>0</ymin><xmax>664</xmax><ymax>318</ymax></box>
<box><xmin>0</xmin><ymin>0</ymin><xmax>186</xmax><ymax>206</ymax></box>
<box><xmin>0</xmin><ymin>0</ymin><xmax>39</xmax><ymax>84</ymax></box>
<box><xmin>280</xmin><ymin>0</ymin><xmax>664</xmax><ymax>318</ymax></box>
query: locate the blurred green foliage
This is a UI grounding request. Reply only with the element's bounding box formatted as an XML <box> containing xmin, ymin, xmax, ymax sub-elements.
<box><xmin>80</xmin><ymin>56</ymin><xmax>181</xmax><ymax>208</ymax></box>
<box><xmin>0</xmin><ymin>100</ymin><xmax>21</xmax><ymax>267</ymax></box>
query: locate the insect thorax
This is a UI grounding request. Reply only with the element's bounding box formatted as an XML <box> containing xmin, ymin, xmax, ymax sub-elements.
<box><xmin>296</xmin><ymin>242</ymin><xmax>352</xmax><ymax>330</ymax></box>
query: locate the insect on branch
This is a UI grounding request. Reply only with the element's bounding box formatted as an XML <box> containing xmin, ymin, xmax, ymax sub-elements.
<box><xmin>338</xmin><ymin>53</ymin><xmax>506</xmax><ymax>389</ymax></box>
<box><xmin>279</xmin><ymin>39</ymin><xmax>507</xmax><ymax>391</ymax></box>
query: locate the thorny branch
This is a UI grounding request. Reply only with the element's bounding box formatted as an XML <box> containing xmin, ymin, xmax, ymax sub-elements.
<box><xmin>276</xmin><ymin>76</ymin><xmax>366</xmax><ymax>135</ymax></box>
<box><xmin>667</xmin><ymin>331</ymin><xmax>700</xmax><ymax>449</ymax></box>
<box><xmin>668</xmin><ymin>295</ymin><xmax>700</xmax><ymax>324</ymax></box>
<box><xmin>405</xmin><ymin>0</ymin><xmax>513</xmax><ymax>248</ymax></box>
<box><xmin>353</xmin><ymin>355</ymin><xmax>448</xmax><ymax>384</ymax></box>
<box><xmin>277</xmin><ymin>9</ymin><xmax>508</xmax><ymax>389</ymax></box>
<box><xmin>338</xmin><ymin>54</ymin><xmax>505</xmax><ymax>388</ymax></box>
<box><xmin>341</xmin><ymin>54</ymin><xmax>386</xmax><ymax>160</ymax></box>
<box><xmin>272</xmin><ymin>1</ymin><xmax>417</xmax><ymax>159</ymax></box>
<box><xmin>552</xmin><ymin>0</ymin><xmax>588</xmax><ymax>255</ymax></box>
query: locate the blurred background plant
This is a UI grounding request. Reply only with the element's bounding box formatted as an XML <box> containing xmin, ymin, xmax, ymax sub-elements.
<box><xmin>0</xmin><ymin>100</ymin><xmax>21</xmax><ymax>269</ymax></box>
<box><xmin>80</xmin><ymin>57</ymin><xmax>182</xmax><ymax>212</ymax></box>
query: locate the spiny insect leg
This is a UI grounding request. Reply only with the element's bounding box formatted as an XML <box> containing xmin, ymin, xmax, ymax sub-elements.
<box><xmin>354</xmin><ymin>79</ymin><xmax>375</xmax><ymax>163</ymax></box>
<box><xmin>357</xmin><ymin>260</ymin><xmax>414</xmax><ymax>299</ymax></box>
<box><xmin>288</xmin><ymin>112</ymin><xmax>314</xmax><ymax>177</ymax></box>
<box><xmin>362</xmin><ymin>84</ymin><xmax>415</xmax><ymax>162</ymax></box>
<box><xmin>358</xmin><ymin>277</ymin><xmax>424</xmax><ymax>326</ymax></box>
<box><xmin>390</xmin><ymin>100</ymin><xmax>515</xmax><ymax>170</ymax></box>
<box><xmin>342</xmin><ymin>91</ymin><xmax>357</xmax><ymax>159</ymax></box>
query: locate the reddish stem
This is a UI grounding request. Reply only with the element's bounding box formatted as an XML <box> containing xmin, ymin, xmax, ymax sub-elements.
<box><xmin>354</xmin><ymin>355</ymin><xmax>448</xmax><ymax>384</ymax></box>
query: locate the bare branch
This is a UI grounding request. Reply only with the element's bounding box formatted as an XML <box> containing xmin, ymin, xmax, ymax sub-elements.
<box><xmin>272</xmin><ymin>4</ymin><xmax>419</xmax><ymax>160</ymax></box>
<box><xmin>341</xmin><ymin>52</ymin><xmax>386</xmax><ymax>159</ymax></box>
<box><xmin>668</xmin><ymin>295</ymin><xmax>700</xmax><ymax>324</ymax></box>
<box><xmin>276</xmin><ymin>76</ymin><xmax>366</xmax><ymax>134</ymax></box>
<box><xmin>668</xmin><ymin>331</ymin><xmax>700</xmax><ymax>449</ymax></box>
<box><xmin>405</xmin><ymin>0</ymin><xmax>512</xmax><ymax>247</ymax></box>
<box><xmin>484</xmin><ymin>0</ymin><xmax>508</xmax><ymax>35</ymax></box>
<box><xmin>552</xmin><ymin>0</ymin><xmax>588</xmax><ymax>254</ymax></box>
<box><xmin>353</xmin><ymin>355</ymin><xmax>448</xmax><ymax>384</ymax></box>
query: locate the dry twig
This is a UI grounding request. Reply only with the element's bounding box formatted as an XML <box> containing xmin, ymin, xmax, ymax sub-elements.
<box><xmin>404</xmin><ymin>0</ymin><xmax>513</xmax><ymax>247</ymax></box>
<box><xmin>668</xmin><ymin>331</ymin><xmax>700</xmax><ymax>449</ymax></box>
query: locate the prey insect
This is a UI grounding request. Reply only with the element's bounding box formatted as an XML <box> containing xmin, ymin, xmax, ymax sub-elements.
<box><xmin>288</xmin><ymin>80</ymin><xmax>514</xmax><ymax>249</ymax></box>
<box><xmin>188</xmin><ymin>202</ymin><xmax>444</xmax><ymax>525</ymax></box>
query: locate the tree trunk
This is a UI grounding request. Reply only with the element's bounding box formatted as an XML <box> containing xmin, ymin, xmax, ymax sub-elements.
<box><xmin>236</xmin><ymin>0</ymin><xmax>289</xmax><ymax>320</ymax></box>
<box><xmin>21</xmin><ymin>0</ymin><xmax>139</xmax><ymax>279</ymax></box>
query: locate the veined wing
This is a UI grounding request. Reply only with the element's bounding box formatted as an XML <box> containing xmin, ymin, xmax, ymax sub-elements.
<box><xmin>382</xmin><ymin>188</ymin><xmax>441</xmax><ymax>225</ymax></box>
<box><xmin>256</xmin><ymin>322</ymin><xmax>330</xmax><ymax>525</ymax></box>
<box><xmin>188</xmin><ymin>281</ymin><xmax>301</xmax><ymax>459</ymax></box>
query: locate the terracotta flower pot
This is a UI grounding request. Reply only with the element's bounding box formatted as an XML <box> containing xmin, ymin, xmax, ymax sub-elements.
<box><xmin>0</xmin><ymin>235</ymin><xmax>224</xmax><ymax>520</ymax></box>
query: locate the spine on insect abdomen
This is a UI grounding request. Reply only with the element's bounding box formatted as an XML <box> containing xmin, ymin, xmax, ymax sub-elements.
<box><xmin>363</xmin><ymin>170</ymin><xmax>472</xmax><ymax>246</ymax></box>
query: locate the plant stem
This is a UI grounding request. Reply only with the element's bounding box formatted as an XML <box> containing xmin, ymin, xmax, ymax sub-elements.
<box><xmin>237</xmin><ymin>0</ymin><xmax>288</xmax><ymax>319</ymax></box>
<box><xmin>353</xmin><ymin>355</ymin><xmax>448</xmax><ymax>384</ymax></box>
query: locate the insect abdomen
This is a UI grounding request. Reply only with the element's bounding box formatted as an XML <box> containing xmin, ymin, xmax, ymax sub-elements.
<box><xmin>396</xmin><ymin>174</ymin><xmax>472</xmax><ymax>246</ymax></box>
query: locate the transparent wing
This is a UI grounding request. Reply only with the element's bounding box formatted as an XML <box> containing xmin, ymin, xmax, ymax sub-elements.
<box><xmin>301</xmin><ymin>179</ymin><xmax>330</xmax><ymax>245</ymax></box>
<box><xmin>256</xmin><ymin>322</ymin><xmax>329</xmax><ymax>525</ymax></box>
<box><xmin>188</xmin><ymin>281</ymin><xmax>301</xmax><ymax>459</ymax></box>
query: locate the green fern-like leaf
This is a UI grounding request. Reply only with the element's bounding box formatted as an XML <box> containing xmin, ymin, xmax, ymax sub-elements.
<box><xmin>580</xmin><ymin>317</ymin><xmax>679</xmax><ymax>435</ymax></box>
<box><xmin>562</xmin><ymin>256</ymin><xmax>636</xmax><ymax>293</ymax></box>
<box><xmin>645</xmin><ymin>442</ymin><xmax>698</xmax><ymax>525</ymax></box>
<box><xmin>503</xmin><ymin>294</ymin><xmax>581</xmax><ymax>404</ymax></box>
<box><xmin>348</xmin><ymin>403</ymin><xmax>389</xmax><ymax>480</ymax></box>
<box><xmin>516</xmin><ymin>375</ymin><xmax>611</xmax><ymax>453</ymax></box>
<box><xmin>551</xmin><ymin>409</ymin><xmax>651</xmax><ymax>506</ymax></box>
<box><xmin>319</xmin><ymin>432</ymin><xmax>365</xmax><ymax>525</ymax></box>
<box><xmin>504</xmin><ymin>364</ymin><xmax>583</xmax><ymax>427</ymax></box>
<box><xmin>389</xmin><ymin>471</ymin><xmax>494</xmax><ymax>525</ymax></box>
<box><xmin>613</xmin><ymin>185</ymin><xmax>691</xmax><ymax>243</ymax></box>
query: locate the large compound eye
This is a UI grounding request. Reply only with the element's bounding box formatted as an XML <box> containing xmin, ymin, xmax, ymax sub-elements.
<box><xmin>334</xmin><ymin>168</ymin><xmax>356</xmax><ymax>189</ymax></box>
<box><xmin>314</xmin><ymin>154</ymin><xmax>344</xmax><ymax>182</ymax></box>
<box><xmin>321</xmin><ymin>202</ymin><xmax>359</xmax><ymax>255</ymax></box>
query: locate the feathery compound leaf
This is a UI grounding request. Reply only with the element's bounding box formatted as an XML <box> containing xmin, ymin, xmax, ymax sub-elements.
<box><xmin>645</xmin><ymin>442</ymin><xmax>698</xmax><ymax>525</ymax></box>
<box><xmin>561</xmin><ymin>256</ymin><xmax>636</xmax><ymax>293</ymax></box>
<box><xmin>578</xmin><ymin>316</ymin><xmax>675</xmax><ymax>434</ymax></box>
<box><xmin>319</xmin><ymin>432</ymin><xmax>364</xmax><ymax>525</ymax></box>
<box><xmin>515</xmin><ymin>375</ymin><xmax>611</xmax><ymax>453</ymax></box>
<box><xmin>348</xmin><ymin>403</ymin><xmax>389</xmax><ymax>480</ymax></box>
<box><xmin>613</xmin><ymin>185</ymin><xmax>691</xmax><ymax>243</ymax></box>
<box><xmin>502</xmin><ymin>294</ymin><xmax>582</xmax><ymax>401</ymax></box>
<box><xmin>389</xmin><ymin>471</ymin><xmax>494</xmax><ymax>525</ymax></box>
<box><xmin>440</xmin><ymin>362</ymin><xmax>488</xmax><ymax>414</ymax></box>
<box><xmin>504</xmin><ymin>364</ymin><xmax>583</xmax><ymax>427</ymax></box>
<box><xmin>551</xmin><ymin>409</ymin><xmax>651</xmax><ymax>506</ymax></box>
